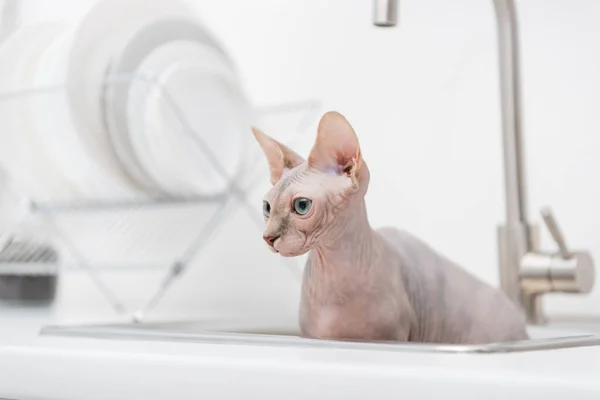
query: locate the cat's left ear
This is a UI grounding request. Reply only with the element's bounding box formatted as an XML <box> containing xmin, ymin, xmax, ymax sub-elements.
<box><xmin>308</xmin><ymin>111</ymin><xmax>362</xmax><ymax>180</ymax></box>
<box><xmin>251</xmin><ymin>127</ymin><xmax>305</xmax><ymax>185</ymax></box>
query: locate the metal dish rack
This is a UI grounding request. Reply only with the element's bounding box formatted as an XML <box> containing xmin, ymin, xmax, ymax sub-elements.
<box><xmin>0</xmin><ymin>74</ymin><xmax>321</xmax><ymax>321</ymax></box>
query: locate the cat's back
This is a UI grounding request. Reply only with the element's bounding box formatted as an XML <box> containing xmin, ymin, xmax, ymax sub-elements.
<box><xmin>376</xmin><ymin>226</ymin><xmax>528</xmax><ymax>344</ymax></box>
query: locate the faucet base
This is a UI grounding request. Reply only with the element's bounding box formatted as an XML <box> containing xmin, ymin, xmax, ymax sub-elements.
<box><xmin>522</xmin><ymin>293</ymin><xmax>548</xmax><ymax>325</ymax></box>
<box><xmin>497</xmin><ymin>223</ymin><xmax>541</xmax><ymax>323</ymax></box>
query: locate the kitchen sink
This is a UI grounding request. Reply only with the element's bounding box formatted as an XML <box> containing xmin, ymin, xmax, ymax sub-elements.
<box><xmin>40</xmin><ymin>316</ymin><xmax>600</xmax><ymax>354</ymax></box>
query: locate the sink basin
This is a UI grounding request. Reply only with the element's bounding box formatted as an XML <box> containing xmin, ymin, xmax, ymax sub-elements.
<box><xmin>40</xmin><ymin>316</ymin><xmax>600</xmax><ymax>354</ymax></box>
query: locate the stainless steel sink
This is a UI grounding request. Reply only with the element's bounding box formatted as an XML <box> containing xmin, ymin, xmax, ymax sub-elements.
<box><xmin>40</xmin><ymin>317</ymin><xmax>600</xmax><ymax>354</ymax></box>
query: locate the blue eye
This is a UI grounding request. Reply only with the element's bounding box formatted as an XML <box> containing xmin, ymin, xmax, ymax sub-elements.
<box><xmin>293</xmin><ymin>198</ymin><xmax>312</xmax><ymax>215</ymax></box>
<box><xmin>263</xmin><ymin>201</ymin><xmax>271</xmax><ymax>217</ymax></box>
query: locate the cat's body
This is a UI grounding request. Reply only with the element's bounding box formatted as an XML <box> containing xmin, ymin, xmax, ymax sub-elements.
<box><xmin>300</xmin><ymin>223</ymin><xmax>528</xmax><ymax>344</ymax></box>
<box><xmin>252</xmin><ymin>111</ymin><xmax>529</xmax><ymax>345</ymax></box>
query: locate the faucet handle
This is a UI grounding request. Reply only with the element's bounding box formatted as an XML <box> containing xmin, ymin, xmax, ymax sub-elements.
<box><xmin>540</xmin><ymin>207</ymin><xmax>571</xmax><ymax>259</ymax></box>
<box><xmin>521</xmin><ymin>206</ymin><xmax>595</xmax><ymax>297</ymax></box>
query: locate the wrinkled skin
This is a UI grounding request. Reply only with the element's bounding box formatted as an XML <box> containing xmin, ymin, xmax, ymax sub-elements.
<box><xmin>252</xmin><ymin>111</ymin><xmax>529</xmax><ymax>344</ymax></box>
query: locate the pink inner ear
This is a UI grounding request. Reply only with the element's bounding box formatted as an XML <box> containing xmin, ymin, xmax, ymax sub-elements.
<box><xmin>277</xmin><ymin>141</ymin><xmax>306</xmax><ymax>170</ymax></box>
<box><xmin>252</xmin><ymin>127</ymin><xmax>285</xmax><ymax>184</ymax></box>
<box><xmin>252</xmin><ymin>126</ymin><xmax>306</xmax><ymax>184</ymax></box>
<box><xmin>308</xmin><ymin>111</ymin><xmax>361</xmax><ymax>174</ymax></box>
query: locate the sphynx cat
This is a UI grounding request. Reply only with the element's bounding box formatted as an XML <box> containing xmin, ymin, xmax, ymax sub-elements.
<box><xmin>252</xmin><ymin>111</ymin><xmax>528</xmax><ymax>344</ymax></box>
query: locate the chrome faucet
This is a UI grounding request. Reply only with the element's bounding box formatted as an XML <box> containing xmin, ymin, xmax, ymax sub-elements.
<box><xmin>372</xmin><ymin>0</ymin><xmax>595</xmax><ymax>324</ymax></box>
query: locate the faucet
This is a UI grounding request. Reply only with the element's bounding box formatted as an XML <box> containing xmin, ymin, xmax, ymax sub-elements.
<box><xmin>372</xmin><ymin>0</ymin><xmax>595</xmax><ymax>324</ymax></box>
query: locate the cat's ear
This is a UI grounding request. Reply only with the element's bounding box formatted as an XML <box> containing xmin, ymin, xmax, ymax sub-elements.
<box><xmin>308</xmin><ymin>111</ymin><xmax>362</xmax><ymax>179</ymax></box>
<box><xmin>251</xmin><ymin>127</ymin><xmax>305</xmax><ymax>185</ymax></box>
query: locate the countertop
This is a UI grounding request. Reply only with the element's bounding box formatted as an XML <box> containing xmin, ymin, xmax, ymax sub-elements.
<box><xmin>1</xmin><ymin>304</ymin><xmax>600</xmax><ymax>400</ymax></box>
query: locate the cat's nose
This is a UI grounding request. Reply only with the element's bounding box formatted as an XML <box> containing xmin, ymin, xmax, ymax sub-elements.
<box><xmin>263</xmin><ymin>235</ymin><xmax>279</xmax><ymax>247</ymax></box>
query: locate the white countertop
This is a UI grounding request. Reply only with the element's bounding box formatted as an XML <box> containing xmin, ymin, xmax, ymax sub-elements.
<box><xmin>2</xmin><ymin>304</ymin><xmax>600</xmax><ymax>400</ymax></box>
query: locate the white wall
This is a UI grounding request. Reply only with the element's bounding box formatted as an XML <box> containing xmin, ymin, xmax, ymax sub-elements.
<box><xmin>9</xmin><ymin>0</ymin><xmax>600</xmax><ymax>321</ymax></box>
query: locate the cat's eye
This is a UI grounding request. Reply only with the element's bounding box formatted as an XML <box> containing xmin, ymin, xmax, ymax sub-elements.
<box><xmin>293</xmin><ymin>197</ymin><xmax>312</xmax><ymax>215</ymax></box>
<box><xmin>263</xmin><ymin>201</ymin><xmax>271</xmax><ymax>217</ymax></box>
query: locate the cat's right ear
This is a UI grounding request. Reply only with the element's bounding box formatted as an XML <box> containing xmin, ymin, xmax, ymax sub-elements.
<box><xmin>308</xmin><ymin>111</ymin><xmax>362</xmax><ymax>177</ymax></box>
<box><xmin>251</xmin><ymin>127</ymin><xmax>305</xmax><ymax>185</ymax></box>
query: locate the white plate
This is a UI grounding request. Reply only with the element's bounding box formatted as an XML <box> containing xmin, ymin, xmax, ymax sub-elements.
<box><xmin>122</xmin><ymin>40</ymin><xmax>196</xmax><ymax>194</ymax></box>
<box><xmin>137</xmin><ymin>41</ymin><xmax>252</xmax><ymax>195</ymax></box>
<box><xmin>104</xmin><ymin>17</ymin><xmax>234</xmax><ymax>194</ymax></box>
<box><xmin>64</xmin><ymin>0</ymin><xmax>195</xmax><ymax>198</ymax></box>
<box><xmin>32</xmin><ymin>27</ymin><xmax>143</xmax><ymax>201</ymax></box>
<box><xmin>32</xmin><ymin>27</ymin><xmax>84</xmax><ymax>199</ymax></box>
<box><xmin>0</xmin><ymin>23</ymin><xmax>72</xmax><ymax>202</ymax></box>
<box><xmin>105</xmin><ymin>17</ymin><xmax>254</xmax><ymax>196</ymax></box>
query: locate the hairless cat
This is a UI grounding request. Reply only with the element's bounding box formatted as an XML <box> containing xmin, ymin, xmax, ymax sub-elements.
<box><xmin>252</xmin><ymin>111</ymin><xmax>528</xmax><ymax>345</ymax></box>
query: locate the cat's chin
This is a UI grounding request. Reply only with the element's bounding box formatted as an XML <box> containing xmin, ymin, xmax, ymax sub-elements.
<box><xmin>277</xmin><ymin>249</ymin><xmax>309</xmax><ymax>258</ymax></box>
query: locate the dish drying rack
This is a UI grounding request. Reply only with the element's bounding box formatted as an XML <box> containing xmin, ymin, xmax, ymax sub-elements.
<box><xmin>0</xmin><ymin>74</ymin><xmax>321</xmax><ymax>322</ymax></box>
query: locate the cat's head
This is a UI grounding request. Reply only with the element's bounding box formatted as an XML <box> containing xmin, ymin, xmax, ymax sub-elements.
<box><xmin>252</xmin><ymin>111</ymin><xmax>370</xmax><ymax>257</ymax></box>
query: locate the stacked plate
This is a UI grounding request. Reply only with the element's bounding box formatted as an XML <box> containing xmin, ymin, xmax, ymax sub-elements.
<box><xmin>0</xmin><ymin>0</ymin><xmax>254</xmax><ymax>203</ymax></box>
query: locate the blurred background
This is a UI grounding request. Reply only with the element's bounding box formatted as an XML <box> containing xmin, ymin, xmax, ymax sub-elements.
<box><xmin>0</xmin><ymin>0</ymin><xmax>599</xmax><ymax>328</ymax></box>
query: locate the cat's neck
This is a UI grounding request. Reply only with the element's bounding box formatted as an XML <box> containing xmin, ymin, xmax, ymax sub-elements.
<box><xmin>310</xmin><ymin>198</ymin><xmax>379</xmax><ymax>273</ymax></box>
